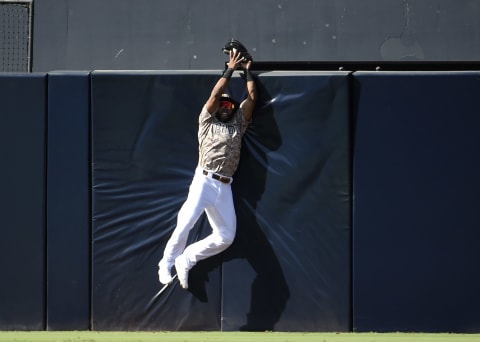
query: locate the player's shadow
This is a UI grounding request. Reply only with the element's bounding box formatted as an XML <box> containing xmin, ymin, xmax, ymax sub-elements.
<box><xmin>226</xmin><ymin>76</ymin><xmax>290</xmax><ymax>331</ymax></box>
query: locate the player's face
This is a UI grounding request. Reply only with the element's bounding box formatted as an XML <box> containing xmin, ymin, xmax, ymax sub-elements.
<box><xmin>216</xmin><ymin>101</ymin><xmax>234</xmax><ymax>123</ymax></box>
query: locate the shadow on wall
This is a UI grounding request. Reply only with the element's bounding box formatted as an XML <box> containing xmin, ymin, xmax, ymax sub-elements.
<box><xmin>227</xmin><ymin>75</ymin><xmax>290</xmax><ymax>331</ymax></box>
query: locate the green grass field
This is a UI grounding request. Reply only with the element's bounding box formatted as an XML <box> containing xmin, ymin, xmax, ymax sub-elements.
<box><xmin>0</xmin><ymin>332</ymin><xmax>478</xmax><ymax>342</ymax></box>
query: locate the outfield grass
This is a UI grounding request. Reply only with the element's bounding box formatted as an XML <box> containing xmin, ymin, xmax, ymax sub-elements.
<box><xmin>0</xmin><ymin>332</ymin><xmax>478</xmax><ymax>342</ymax></box>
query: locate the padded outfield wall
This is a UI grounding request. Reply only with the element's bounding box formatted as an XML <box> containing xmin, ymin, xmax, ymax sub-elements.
<box><xmin>0</xmin><ymin>70</ymin><xmax>479</xmax><ymax>332</ymax></box>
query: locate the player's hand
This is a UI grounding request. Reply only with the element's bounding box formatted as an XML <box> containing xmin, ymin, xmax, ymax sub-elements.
<box><xmin>227</xmin><ymin>50</ymin><xmax>244</xmax><ymax>69</ymax></box>
<box><xmin>242</xmin><ymin>59</ymin><xmax>252</xmax><ymax>71</ymax></box>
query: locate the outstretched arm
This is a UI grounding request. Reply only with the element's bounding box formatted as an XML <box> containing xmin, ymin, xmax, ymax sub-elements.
<box><xmin>205</xmin><ymin>51</ymin><xmax>244</xmax><ymax>114</ymax></box>
<box><xmin>240</xmin><ymin>60</ymin><xmax>257</xmax><ymax>121</ymax></box>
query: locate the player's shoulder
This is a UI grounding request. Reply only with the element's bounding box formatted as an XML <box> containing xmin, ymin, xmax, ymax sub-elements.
<box><xmin>199</xmin><ymin>105</ymin><xmax>215</xmax><ymax>125</ymax></box>
<box><xmin>201</xmin><ymin>104</ymin><xmax>215</xmax><ymax>116</ymax></box>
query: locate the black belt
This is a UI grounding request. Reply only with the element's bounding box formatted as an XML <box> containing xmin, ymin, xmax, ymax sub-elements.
<box><xmin>202</xmin><ymin>170</ymin><xmax>231</xmax><ymax>184</ymax></box>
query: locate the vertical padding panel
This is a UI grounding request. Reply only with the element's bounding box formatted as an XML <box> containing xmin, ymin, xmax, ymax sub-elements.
<box><xmin>352</xmin><ymin>71</ymin><xmax>480</xmax><ymax>333</ymax></box>
<box><xmin>46</xmin><ymin>72</ymin><xmax>91</xmax><ymax>330</ymax></box>
<box><xmin>90</xmin><ymin>71</ymin><xmax>225</xmax><ymax>331</ymax></box>
<box><xmin>222</xmin><ymin>71</ymin><xmax>352</xmax><ymax>331</ymax></box>
<box><xmin>0</xmin><ymin>73</ymin><xmax>47</xmax><ymax>329</ymax></box>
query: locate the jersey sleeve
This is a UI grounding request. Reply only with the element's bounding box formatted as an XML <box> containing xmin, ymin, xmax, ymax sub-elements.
<box><xmin>199</xmin><ymin>105</ymin><xmax>214</xmax><ymax>125</ymax></box>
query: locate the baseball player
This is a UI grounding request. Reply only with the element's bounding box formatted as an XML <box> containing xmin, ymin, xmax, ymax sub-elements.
<box><xmin>158</xmin><ymin>49</ymin><xmax>256</xmax><ymax>289</ymax></box>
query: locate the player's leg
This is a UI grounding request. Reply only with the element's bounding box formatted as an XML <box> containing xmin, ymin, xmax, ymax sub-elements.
<box><xmin>175</xmin><ymin>183</ymin><xmax>236</xmax><ymax>288</ymax></box>
<box><xmin>158</xmin><ymin>174</ymin><xmax>214</xmax><ymax>284</ymax></box>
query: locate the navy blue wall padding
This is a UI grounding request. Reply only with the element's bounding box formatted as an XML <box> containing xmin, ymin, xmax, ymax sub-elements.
<box><xmin>46</xmin><ymin>72</ymin><xmax>91</xmax><ymax>330</ymax></box>
<box><xmin>90</xmin><ymin>71</ymin><xmax>351</xmax><ymax>331</ymax></box>
<box><xmin>222</xmin><ymin>72</ymin><xmax>351</xmax><ymax>331</ymax></box>
<box><xmin>352</xmin><ymin>71</ymin><xmax>480</xmax><ymax>333</ymax></box>
<box><xmin>2</xmin><ymin>70</ymin><xmax>480</xmax><ymax>333</ymax></box>
<box><xmin>90</xmin><ymin>71</ymin><xmax>223</xmax><ymax>331</ymax></box>
<box><xmin>0</xmin><ymin>73</ymin><xmax>47</xmax><ymax>330</ymax></box>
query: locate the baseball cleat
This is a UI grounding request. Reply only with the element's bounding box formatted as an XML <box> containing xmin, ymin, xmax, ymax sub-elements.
<box><xmin>175</xmin><ymin>255</ymin><xmax>189</xmax><ymax>289</ymax></box>
<box><xmin>158</xmin><ymin>260</ymin><xmax>173</xmax><ymax>285</ymax></box>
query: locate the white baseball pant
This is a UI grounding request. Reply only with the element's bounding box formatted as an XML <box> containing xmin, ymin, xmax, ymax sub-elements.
<box><xmin>161</xmin><ymin>167</ymin><xmax>236</xmax><ymax>272</ymax></box>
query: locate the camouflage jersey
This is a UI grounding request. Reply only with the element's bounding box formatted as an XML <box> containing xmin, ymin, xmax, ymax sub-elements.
<box><xmin>197</xmin><ymin>105</ymin><xmax>249</xmax><ymax>177</ymax></box>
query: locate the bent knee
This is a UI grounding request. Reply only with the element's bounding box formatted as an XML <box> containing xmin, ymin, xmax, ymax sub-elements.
<box><xmin>215</xmin><ymin>231</ymin><xmax>235</xmax><ymax>247</ymax></box>
<box><xmin>223</xmin><ymin>233</ymin><xmax>235</xmax><ymax>246</ymax></box>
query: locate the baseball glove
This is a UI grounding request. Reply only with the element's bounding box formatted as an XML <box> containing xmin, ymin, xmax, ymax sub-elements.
<box><xmin>222</xmin><ymin>39</ymin><xmax>252</xmax><ymax>62</ymax></box>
